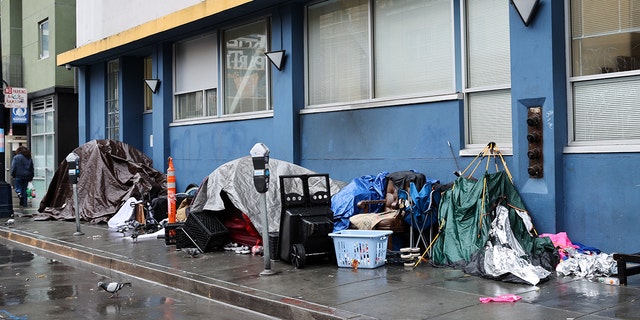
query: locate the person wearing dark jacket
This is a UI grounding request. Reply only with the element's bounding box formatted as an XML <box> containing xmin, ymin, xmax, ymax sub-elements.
<box><xmin>11</xmin><ymin>146</ymin><xmax>34</xmax><ymax>207</ymax></box>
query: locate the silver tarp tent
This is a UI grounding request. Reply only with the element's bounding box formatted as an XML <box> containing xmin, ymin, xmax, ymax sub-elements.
<box><xmin>189</xmin><ymin>156</ymin><xmax>346</xmax><ymax>235</ymax></box>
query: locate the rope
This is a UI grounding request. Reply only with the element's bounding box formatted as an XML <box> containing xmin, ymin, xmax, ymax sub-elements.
<box><xmin>477</xmin><ymin>174</ymin><xmax>488</xmax><ymax>238</ymax></box>
<box><xmin>412</xmin><ymin>217</ymin><xmax>446</xmax><ymax>269</ymax></box>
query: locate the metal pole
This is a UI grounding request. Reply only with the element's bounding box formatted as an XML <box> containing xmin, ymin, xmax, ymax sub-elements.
<box><xmin>73</xmin><ymin>183</ymin><xmax>83</xmax><ymax>236</ymax></box>
<box><xmin>259</xmin><ymin>193</ymin><xmax>275</xmax><ymax>276</ymax></box>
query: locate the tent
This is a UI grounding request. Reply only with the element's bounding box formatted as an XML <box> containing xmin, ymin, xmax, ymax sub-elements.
<box><xmin>189</xmin><ymin>156</ymin><xmax>347</xmax><ymax>238</ymax></box>
<box><xmin>431</xmin><ymin>144</ymin><xmax>558</xmax><ymax>285</ymax></box>
<box><xmin>36</xmin><ymin>140</ymin><xmax>167</xmax><ymax>224</ymax></box>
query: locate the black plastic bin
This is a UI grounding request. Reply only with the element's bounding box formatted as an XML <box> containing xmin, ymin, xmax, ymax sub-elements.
<box><xmin>182</xmin><ymin>211</ymin><xmax>229</xmax><ymax>252</ymax></box>
<box><xmin>164</xmin><ymin>222</ymin><xmax>184</xmax><ymax>246</ymax></box>
<box><xmin>278</xmin><ymin>174</ymin><xmax>334</xmax><ymax>268</ymax></box>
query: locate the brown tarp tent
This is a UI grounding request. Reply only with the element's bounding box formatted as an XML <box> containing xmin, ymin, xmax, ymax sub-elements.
<box><xmin>36</xmin><ymin>139</ymin><xmax>166</xmax><ymax>224</ymax></box>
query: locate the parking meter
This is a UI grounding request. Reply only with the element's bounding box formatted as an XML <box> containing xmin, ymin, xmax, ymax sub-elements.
<box><xmin>66</xmin><ymin>152</ymin><xmax>83</xmax><ymax>235</ymax></box>
<box><xmin>249</xmin><ymin>143</ymin><xmax>275</xmax><ymax>276</ymax></box>
<box><xmin>250</xmin><ymin>143</ymin><xmax>270</xmax><ymax>193</ymax></box>
<box><xmin>66</xmin><ymin>152</ymin><xmax>80</xmax><ymax>184</ymax></box>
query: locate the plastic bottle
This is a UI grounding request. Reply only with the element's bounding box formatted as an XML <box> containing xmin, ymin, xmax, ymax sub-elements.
<box><xmin>598</xmin><ymin>277</ymin><xmax>620</xmax><ymax>285</ymax></box>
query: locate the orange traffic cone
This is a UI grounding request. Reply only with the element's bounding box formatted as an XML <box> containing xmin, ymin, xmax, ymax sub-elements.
<box><xmin>167</xmin><ymin>157</ymin><xmax>176</xmax><ymax>223</ymax></box>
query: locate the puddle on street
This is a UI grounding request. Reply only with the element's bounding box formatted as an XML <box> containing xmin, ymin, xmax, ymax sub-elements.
<box><xmin>0</xmin><ymin>243</ymin><xmax>179</xmax><ymax>306</ymax></box>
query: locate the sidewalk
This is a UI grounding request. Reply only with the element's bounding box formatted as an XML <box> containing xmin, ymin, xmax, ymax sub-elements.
<box><xmin>2</xmin><ymin>204</ymin><xmax>639</xmax><ymax>320</ymax></box>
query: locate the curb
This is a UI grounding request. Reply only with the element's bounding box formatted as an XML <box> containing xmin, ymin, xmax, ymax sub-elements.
<box><xmin>0</xmin><ymin>226</ymin><xmax>369</xmax><ymax>320</ymax></box>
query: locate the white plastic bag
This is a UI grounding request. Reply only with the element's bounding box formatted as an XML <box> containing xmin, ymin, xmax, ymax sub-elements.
<box><xmin>27</xmin><ymin>181</ymin><xmax>35</xmax><ymax>198</ymax></box>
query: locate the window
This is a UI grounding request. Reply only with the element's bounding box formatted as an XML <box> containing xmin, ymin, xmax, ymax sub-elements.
<box><xmin>174</xmin><ymin>33</ymin><xmax>218</xmax><ymax>120</ymax></box>
<box><xmin>144</xmin><ymin>56</ymin><xmax>153</xmax><ymax>112</ymax></box>
<box><xmin>464</xmin><ymin>0</ymin><xmax>512</xmax><ymax>148</ymax></box>
<box><xmin>223</xmin><ymin>20</ymin><xmax>270</xmax><ymax>114</ymax></box>
<box><xmin>106</xmin><ymin>60</ymin><xmax>120</xmax><ymax>140</ymax></box>
<box><xmin>569</xmin><ymin>0</ymin><xmax>640</xmax><ymax>146</ymax></box>
<box><xmin>306</xmin><ymin>0</ymin><xmax>454</xmax><ymax>106</ymax></box>
<box><xmin>31</xmin><ymin>97</ymin><xmax>55</xmax><ymax>198</ymax></box>
<box><xmin>39</xmin><ymin>19</ymin><xmax>49</xmax><ymax>59</ymax></box>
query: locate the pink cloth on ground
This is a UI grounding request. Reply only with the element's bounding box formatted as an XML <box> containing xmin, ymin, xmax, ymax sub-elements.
<box><xmin>539</xmin><ymin>232</ymin><xmax>578</xmax><ymax>249</ymax></box>
<box><xmin>479</xmin><ymin>294</ymin><xmax>522</xmax><ymax>303</ymax></box>
<box><xmin>539</xmin><ymin>232</ymin><xmax>579</xmax><ymax>260</ymax></box>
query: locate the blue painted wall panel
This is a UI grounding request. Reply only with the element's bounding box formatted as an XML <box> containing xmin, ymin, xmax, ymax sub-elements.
<box><xmin>167</xmin><ymin>117</ymin><xmax>275</xmax><ymax>192</ymax></box>
<box><xmin>508</xmin><ymin>0</ymin><xmax>566</xmax><ymax>235</ymax></box>
<box><xmin>142</xmin><ymin>113</ymin><xmax>152</xmax><ymax>156</ymax></box>
<box><xmin>88</xmin><ymin>64</ymin><xmax>106</xmax><ymax>141</ymax></box>
<box><xmin>299</xmin><ymin>101</ymin><xmax>477</xmax><ymax>185</ymax></box>
<box><xmin>564</xmin><ymin>154</ymin><xmax>640</xmax><ymax>253</ymax></box>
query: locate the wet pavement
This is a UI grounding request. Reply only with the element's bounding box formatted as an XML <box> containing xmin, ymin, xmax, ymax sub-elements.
<box><xmin>0</xmin><ymin>242</ymin><xmax>277</xmax><ymax>320</ymax></box>
<box><xmin>1</xmin><ymin>204</ymin><xmax>640</xmax><ymax>320</ymax></box>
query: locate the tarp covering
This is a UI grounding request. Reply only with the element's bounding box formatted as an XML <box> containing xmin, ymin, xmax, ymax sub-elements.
<box><xmin>432</xmin><ymin>171</ymin><xmax>558</xmax><ymax>284</ymax></box>
<box><xmin>36</xmin><ymin>140</ymin><xmax>167</xmax><ymax>224</ymax></box>
<box><xmin>189</xmin><ymin>156</ymin><xmax>346</xmax><ymax>236</ymax></box>
<box><xmin>330</xmin><ymin>172</ymin><xmax>388</xmax><ymax>232</ymax></box>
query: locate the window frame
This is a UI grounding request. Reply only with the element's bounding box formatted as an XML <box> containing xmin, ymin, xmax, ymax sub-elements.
<box><xmin>38</xmin><ymin>19</ymin><xmax>50</xmax><ymax>60</ymax></box>
<box><xmin>106</xmin><ymin>59</ymin><xmax>120</xmax><ymax>141</ymax></box>
<box><xmin>222</xmin><ymin>19</ymin><xmax>271</xmax><ymax>116</ymax></box>
<box><xmin>565</xmin><ymin>0</ymin><xmax>640</xmax><ymax>153</ymax></box>
<box><xmin>303</xmin><ymin>0</ymin><xmax>457</xmax><ymax>112</ymax></box>
<box><xmin>173</xmin><ymin>32</ymin><xmax>219</xmax><ymax>122</ymax></box>
<box><xmin>143</xmin><ymin>56</ymin><xmax>153</xmax><ymax>113</ymax></box>
<box><xmin>460</xmin><ymin>0</ymin><xmax>513</xmax><ymax>155</ymax></box>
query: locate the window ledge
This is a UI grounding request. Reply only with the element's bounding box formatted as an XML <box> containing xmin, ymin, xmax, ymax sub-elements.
<box><xmin>460</xmin><ymin>146</ymin><xmax>513</xmax><ymax>157</ymax></box>
<box><xmin>564</xmin><ymin>144</ymin><xmax>640</xmax><ymax>154</ymax></box>
<box><xmin>301</xmin><ymin>92</ymin><xmax>463</xmax><ymax>115</ymax></box>
<box><xmin>169</xmin><ymin>111</ymin><xmax>273</xmax><ymax>126</ymax></box>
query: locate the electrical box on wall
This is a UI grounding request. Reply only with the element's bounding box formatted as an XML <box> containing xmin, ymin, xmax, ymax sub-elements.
<box><xmin>526</xmin><ymin>106</ymin><xmax>543</xmax><ymax>178</ymax></box>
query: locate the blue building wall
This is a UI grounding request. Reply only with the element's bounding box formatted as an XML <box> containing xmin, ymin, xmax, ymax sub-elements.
<box><xmin>564</xmin><ymin>154</ymin><xmax>640</xmax><ymax>253</ymax></box>
<box><xmin>88</xmin><ymin>64</ymin><xmax>106</xmax><ymax>141</ymax></box>
<box><xmin>142</xmin><ymin>113</ymin><xmax>152</xmax><ymax>156</ymax></box>
<box><xmin>298</xmin><ymin>101</ymin><xmax>468</xmax><ymax>184</ymax></box>
<box><xmin>75</xmin><ymin>0</ymin><xmax>640</xmax><ymax>254</ymax></box>
<box><xmin>120</xmin><ymin>56</ymin><xmax>144</xmax><ymax>151</ymax></box>
<box><xmin>508</xmin><ymin>1</ymin><xmax>566</xmax><ymax>237</ymax></box>
<box><xmin>168</xmin><ymin>117</ymin><xmax>276</xmax><ymax>193</ymax></box>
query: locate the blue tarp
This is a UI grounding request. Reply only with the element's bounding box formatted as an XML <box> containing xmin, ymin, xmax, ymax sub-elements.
<box><xmin>330</xmin><ymin>172</ymin><xmax>388</xmax><ymax>232</ymax></box>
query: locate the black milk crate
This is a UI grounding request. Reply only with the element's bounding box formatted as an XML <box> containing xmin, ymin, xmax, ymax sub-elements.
<box><xmin>164</xmin><ymin>222</ymin><xmax>184</xmax><ymax>246</ymax></box>
<box><xmin>176</xmin><ymin>230</ymin><xmax>194</xmax><ymax>249</ymax></box>
<box><xmin>182</xmin><ymin>211</ymin><xmax>229</xmax><ymax>252</ymax></box>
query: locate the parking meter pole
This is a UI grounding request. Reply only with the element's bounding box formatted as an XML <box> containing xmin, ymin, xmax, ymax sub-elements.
<box><xmin>66</xmin><ymin>152</ymin><xmax>83</xmax><ymax>236</ymax></box>
<box><xmin>250</xmin><ymin>143</ymin><xmax>276</xmax><ymax>276</ymax></box>
<box><xmin>72</xmin><ymin>183</ymin><xmax>83</xmax><ymax>235</ymax></box>
<box><xmin>259</xmin><ymin>193</ymin><xmax>274</xmax><ymax>276</ymax></box>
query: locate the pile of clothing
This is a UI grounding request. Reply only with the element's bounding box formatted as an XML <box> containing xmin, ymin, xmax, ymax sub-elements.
<box><xmin>543</xmin><ymin>232</ymin><xmax>617</xmax><ymax>279</ymax></box>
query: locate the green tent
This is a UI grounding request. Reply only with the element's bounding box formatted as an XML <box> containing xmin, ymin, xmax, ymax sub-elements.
<box><xmin>431</xmin><ymin>163</ymin><xmax>557</xmax><ymax>282</ymax></box>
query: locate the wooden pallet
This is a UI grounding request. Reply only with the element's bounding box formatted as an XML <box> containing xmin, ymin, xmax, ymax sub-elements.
<box><xmin>613</xmin><ymin>252</ymin><xmax>640</xmax><ymax>285</ymax></box>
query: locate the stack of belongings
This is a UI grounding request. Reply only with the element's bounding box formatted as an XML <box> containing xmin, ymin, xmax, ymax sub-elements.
<box><xmin>432</xmin><ymin>171</ymin><xmax>559</xmax><ymax>285</ymax></box>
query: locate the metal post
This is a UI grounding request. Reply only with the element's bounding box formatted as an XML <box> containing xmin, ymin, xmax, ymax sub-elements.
<box><xmin>259</xmin><ymin>193</ymin><xmax>275</xmax><ymax>276</ymax></box>
<box><xmin>73</xmin><ymin>183</ymin><xmax>83</xmax><ymax>236</ymax></box>
<box><xmin>0</xmin><ymin>128</ymin><xmax>13</xmax><ymax>218</ymax></box>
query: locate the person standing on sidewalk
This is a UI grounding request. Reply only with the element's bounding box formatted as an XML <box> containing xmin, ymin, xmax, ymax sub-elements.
<box><xmin>11</xmin><ymin>146</ymin><xmax>34</xmax><ymax>207</ymax></box>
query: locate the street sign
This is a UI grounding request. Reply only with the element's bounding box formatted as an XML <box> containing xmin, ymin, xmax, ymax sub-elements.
<box><xmin>3</xmin><ymin>86</ymin><xmax>27</xmax><ymax>108</ymax></box>
<box><xmin>11</xmin><ymin>107</ymin><xmax>28</xmax><ymax>124</ymax></box>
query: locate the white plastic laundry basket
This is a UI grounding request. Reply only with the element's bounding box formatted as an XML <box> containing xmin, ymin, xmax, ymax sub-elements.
<box><xmin>328</xmin><ymin>230</ymin><xmax>393</xmax><ymax>269</ymax></box>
